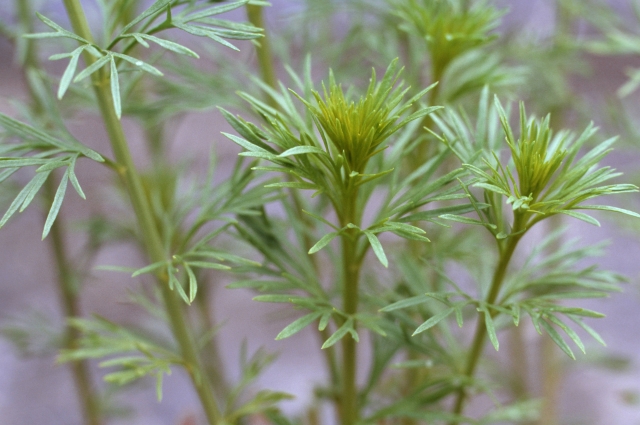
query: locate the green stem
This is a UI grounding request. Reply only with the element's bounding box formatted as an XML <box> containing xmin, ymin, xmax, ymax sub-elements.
<box><xmin>46</xmin><ymin>178</ymin><xmax>103</xmax><ymax>425</ymax></box>
<box><xmin>537</xmin><ymin>334</ymin><xmax>560</xmax><ymax>425</ymax></box>
<box><xmin>340</xmin><ymin>231</ymin><xmax>360</xmax><ymax>425</ymax></box>
<box><xmin>448</xmin><ymin>216</ymin><xmax>524</xmax><ymax>423</ymax></box>
<box><xmin>338</xmin><ymin>193</ymin><xmax>362</xmax><ymax>425</ymax></box>
<box><xmin>246</xmin><ymin>4</ymin><xmax>278</xmax><ymax>109</ymax></box>
<box><xmin>61</xmin><ymin>2</ymin><xmax>222</xmax><ymax>423</ymax></box>
<box><xmin>16</xmin><ymin>1</ymin><xmax>102</xmax><ymax>423</ymax></box>
<box><xmin>245</xmin><ymin>1</ymin><xmax>342</xmax><ymax>401</ymax></box>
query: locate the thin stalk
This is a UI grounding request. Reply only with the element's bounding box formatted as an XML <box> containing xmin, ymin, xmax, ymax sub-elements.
<box><xmin>245</xmin><ymin>1</ymin><xmax>341</xmax><ymax>400</ymax></box>
<box><xmin>44</xmin><ymin>178</ymin><xmax>103</xmax><ymax>425</ymax></box>
<box><xmin>448</xmin><ymin>215</ymin><xmax>525</xmax><ymax>423</ymax></box>
<box><xmin>246</xmin><ymin>4</ymin><xmax>278</xmax><ymax>109</ymax></box>
<box><xmin>338</xmin><ymin>192</ymin><xmax>362</xmax><ymax>425</ymax></box>
<box><xmin>537</xmin><ymin>334</ymin><xmax>560</xmax><ymax>425</ymax></box>
<box><xmin>61</xmin><ymin>1</ymin><xmax>222</xmax><ymax>423</ymax></box>
<box><xmin>536</xmin><ymin>215</ymin><xmax>564</xmax><ymax>425</ymax></box>
<box><xmin>16</xmin><ymin>1</ymin><xmax>102</xmax><ymax>423</ymax></box>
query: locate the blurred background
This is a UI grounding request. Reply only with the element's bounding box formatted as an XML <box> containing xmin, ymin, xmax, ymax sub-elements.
<box><xmin>1</xmin><ymin>1</ymin><xmax>640</xmax><ymax>424</ymax></box>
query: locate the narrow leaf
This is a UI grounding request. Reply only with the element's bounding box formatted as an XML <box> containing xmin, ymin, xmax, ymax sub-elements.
<box><xmin>42</xmin><ymin>167</ymin><xmax>69</xmax><ymax>239</ymax></box>
<box><xmin>67</xmin><ymin>157</ymin><xmax>86</xmax><ymax>199</ymax></box>
<box><xmin>58</xmin><ymin>46</ymin><xmax>85</xmax><ymax>99</ymax></box>
<box><xmin>119</xmin><ymin>0</ymin><xmax>173</xmax><ymax>35</ymax></box>
<box><xmin>74</xmin><ymin>54</ymin><xmax>110</xmax><ymax>82</ymax></box>
<box><xmin>110</xmin><ymin>57</ymin><xmax>121</xmax><ymax>119</ymax></box>
<box><xmin>364</xmin><ymin>231</ymin><xmax>388</xmax><ymax>267</ymax></box>
<box><xmin>308</xmin><ymin>232</ymin><xmax>339</xmax><ymax>254</ymax></box>
<box><xmin>380</xmin><ymin>294</ymin><xmax>430</xmax><ymax>312</ymax></box>
<box><xmin>482</xmin><ymin>308</ymin><xmax>499</xmax><ymax>351</ymax></box>
<box><xmin>558</xmin><ymin>210</ymin><xmax>600</xmax><ymax>227</ymax></box>
<box><xmin>278</xmin><ymin>146</ymin><xmax>327</xmax><ymax>158</ymax></box>
<box><xmin>139</xmin><ymin>34</ymin><xmax>199</xmax><ymax>58</ymax></box>
<box><xmin>275</xmin><ymin>312</ymin><xmax>322</xmax><ymax>340</ymax></box>
<box><xmin>413</xmin><ymin>308</ymin><xmax>454</xmax><ymax>335</ymax></box>
<box><xmin>184</xmin><ymin>263</ymin><xmax>197</xmax><ymax>303</ymax></box>
<box><xmin>541</xmin><ymin>320</ymin><xmax>575</xmax><ymax>360</ymax></box>
<box><xmin>322</xmin><ymin>318</ymin><xmax>355</xmax><ymax>349</ymax></box>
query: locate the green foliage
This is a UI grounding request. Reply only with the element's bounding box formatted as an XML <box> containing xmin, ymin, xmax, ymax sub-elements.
<box><xmin>0</xmin><ymin>112</ymin><xmax>103</xmax><ymax>238</ymax></box>
<box><xmin>2</xmin><ymin>0</ymin><xmax>640</xmax><ymax>424</ymax></box>
<box><xmin>28</xmin><ymin>0</ymin><xmax>261</xmax><ymax>118</ymax></box>
<box><xmin>59</xmin><ymin>316</ymin><xmax>181</xmax><ymax>401</ymax></box>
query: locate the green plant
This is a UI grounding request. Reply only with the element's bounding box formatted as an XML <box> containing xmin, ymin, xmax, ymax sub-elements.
<box><xmin>0</xmin><ymin>1</ymin><xmax>638</xmax><ymax>425</ymax></box>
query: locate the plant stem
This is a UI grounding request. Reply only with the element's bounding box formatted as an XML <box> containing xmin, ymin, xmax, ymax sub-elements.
<box><xmin>338</xmin><ymin>192</ymin><xmax>362</xmax><ymax>425</ymax></box>
<box><xmin>16</xmin><ymin>1</ymin><xmax>102</xmax><ymax>423</ymax></box>
<box><xmin>536</xmin><ymin>215</ymin><xmax>564</xmax><ymax>425</ymax></box>
<box><xmin>340</xmin><ymin>231</ymin><xmax>360</xmax><ymax>425</ymax></box>
<box><xmin>61</xmin><ymin>1</ymin><xmax>222</xmax><ymax>423</ymax></box>
<box><xmin>245</xmin><ymin>1</ymin><xmax>342</xmax><ymax>403</ymax></box>
<box><xmin>45</xmin><ymin>178</ymin><xmax>104</xmax><ymax>425</ymax></box>
<box><xmin>448</xmin><ymin>217</ymin><xmax>524</xmax><ymax>423</ymax></box>
<box><xmin>246</xmin><ymin>4</ymin><xmax>278</xmax><ymax>109</ymax></box>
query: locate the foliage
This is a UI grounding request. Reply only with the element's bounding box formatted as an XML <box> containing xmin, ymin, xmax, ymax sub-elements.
<box><xmin>0</xmin><ymin>1</ymin><xmax>638</xmax><ymax>425</ymax></box>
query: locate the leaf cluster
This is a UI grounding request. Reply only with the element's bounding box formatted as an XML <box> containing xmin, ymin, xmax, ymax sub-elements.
<box><xmin>27</xmin><ymin>0</ymin><xmax>261</xmax><ymax>118</ymax></box>
<box><xmin>442</xmin><ymin>96</ymin><xmax>640</xmax><ymax>234</ymax></box>
<box><xmin>0</xmin><ymin>112</ymin><xmax>103</xmax><ymax>238</ymax></box>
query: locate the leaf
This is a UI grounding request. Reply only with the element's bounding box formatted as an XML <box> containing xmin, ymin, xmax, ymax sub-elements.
<box><xmin>0</xmin><ymin>173</ymin><xmax>47</xmax><ymax>227</ymax></box>
<box><xmin>110</xmin><ymin>57</ymin><xmax>121</xmax><ymax>119</ymax></box>
<box><xmin>546</xmin><ymin>314</ymin><xmax>585</xmax><ymax>354</ymax></box>
<box><xmin>0</xmin><ymin>113</ymin><xmax>103</xmax><ymax>161</ymax></box>
<box><xmin>579</xmin><ymin>204</ymin><xmax>640</xmax><ymax>219</ymax></box>
<box><xmin>275</xmin><ymin>312</ymin><xmax>322</xmax><ymax>340</ymax></box>
<box><xmin>74</xmin><ymin>54</ymin><xmax>110</xmax><ymax>83</ymax></box>
<box><xmin>482</xmin><ymin>307</ymin><xmax>499</xmax><ymax>351</ymax></box>
<box><xmin>42</xmin><ymin>167</ymin><xmax>69</xmax><ymax>239</ymax></box>
<box><xmin>119</xmin><ymin>0</ymin><xmax>173</xmax><ymax>36</ymax></box>
<box><xmin>264</xmin><ymin>181</ymin><xmax>317</xmax><ymax>190</ymax></box>
<box><xmin>318</xmin><ymin>312</ymin><xmax>331</xmax><ymax>331</ymax></box>
<box><xmin>168</xmin><ymin>266</ymin><xmax>189</xmax><ymax>304</ymax></box>
<box><xmin>558</xmin><ymin>210</ymin><xmax>600</xmax><ymax>226</ymax></box>
<box><xmin>173</xmin><ymin>23</ymin><xmax>240</xmax><ymax>51</ymax></box>
<box><xmin>222</xmin><ymin>132</ymin><xmax>271</xmax><ymax>153</ymax></box>
<box><xmin>540</xmin><ymin>320</ymin><xmax>575</xmax><ymax>360</ymax></box>
<box><xmin>29</xmin><ymin>13</ymin><xmax>89</xmax><ymax>43</ymax></box>
<box><xmin>182</xmin><ymin>0</ymin><xmax>250</xmax><ymax>22</ymax></box>
<box><xmin>322</xmin><ymin>318</ymin><xmax>356</xmax><ymax>349</ymax></box>
<box><xmin>364</xmin><ymin>230</ymin><xmax>388</xmax><ymax>267</ymax></box>
<box><xmin>568</xmin><ymin>316</ymin><xmax>606</xmax><ymax>347</ymax></box>
<box><xmin>302</xmin><ymin>209</ymin><xmax>339</xmax><ymax>230</ymax></box>
<box><xmin>19</xmin><ymin>171</ymin><xmax>51</xmax><ymax>213</ymax></box>
<box><xmin>380</xmin><ymin>294</ymin><xmax>430</xmax><ymax>312</ymax></box>
<box><xmin>132</xmin><ymin>261</ymin><xmax>167</xmax><ymax>277</ymax></box>
<box><xmin>137</xmin><ymin>34</ymin><xmax>199</xmax><ymax>58</ymax></box>
<box><xmin>67</xmin><ymin>157</ymin><xmax>86</xmax><ymax>199</ymax></box>
<box><xmin>308</xmin><ymin>231</ymin><xmax>339</xmax><ymax>254</ymax></box>
<box><xmin>111</xmin><ymin>52</ymin><xmax>163</xmax><ymax>76</ymax></box>
<box><xmin>57</xmin><ymin>46</ymin><xmax>85</xmax><ymax>99</ymax></box>
<box><xmin>184</xmin><ymin>263</ymin><xmax>197</xmax><ymax>303</ymax></box>
<box><xmin>439</xmin><ymin>213</ymin><xmax>496</xmax><ymax>229</ymax></box>
<box><xmin>400</xmin><ymin>204</ymin><xmax>481</xmax><ymax>222</ymax></box>
<box><xmin>185</xmin><ymin>261</ymin><xmax>231</xmax><ymax>270</ymax></box>
<box><xmin>278</xmin><ymin>146</ymin><xmax>327</xmax><ymax>158</ymax></box>
<box><xmin>413</xmin><ymin>308</ymin><xmax>454</xmax><ymax>335</ymax></box>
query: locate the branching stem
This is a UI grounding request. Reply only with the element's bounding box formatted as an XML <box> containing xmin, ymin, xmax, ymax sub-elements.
<box><xmin>61</xmin><ymin>1</ymin><xmax>222</xmax><ymax>423</ymax></box>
